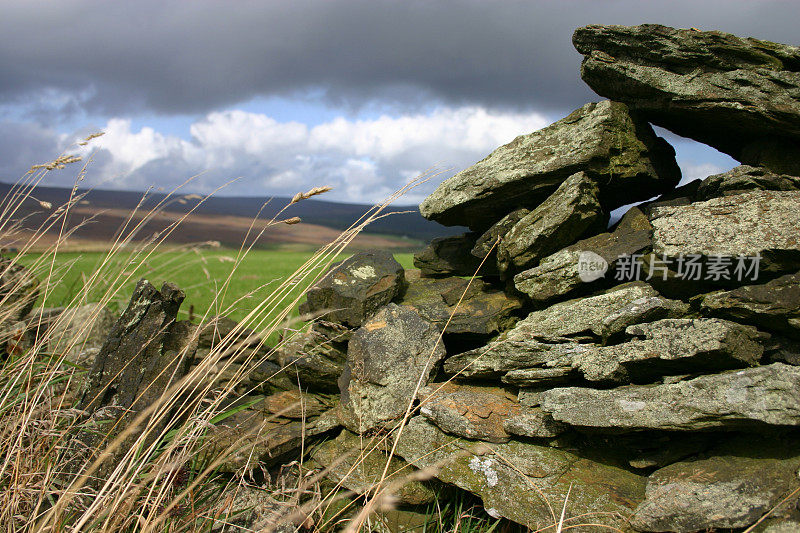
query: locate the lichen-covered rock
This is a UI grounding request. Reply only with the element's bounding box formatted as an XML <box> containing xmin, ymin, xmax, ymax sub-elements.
<box><xmin>574</xmin><ymin>24</ymin><xmax>800</xmax><ymax>174</ymax></box>
<box><xmin>650</xmin><ymin>190</ymin><xmax>800</xmax><ymax>275</ymax></box>
<box><xmin>471</xmin><ymin>208</ymin><xmax>529</xmax><ymax>260</ymax></box>
<box><xmin>413</xmin><ymin>233</ymin><xmax>497</xmax><ymax>277</ymax></box>
<box><xmin>600</xmin><ymin>295</ymin><xmax>690</xmax><ymax>343</ymax></box>
<box><xmin>506</xmin><ymin>282</ymin><xmax>658</xmax><ymax>342</ymax></box>
<box><xmin>300</xmin><ymin>251</ymin><xmax>406</xmax><ymax>327</ymax></box>
<box><xmin>308</xmin><ymin>428</ymin><xmax>439</xmax><ymax>506</ymax></box>
<box><xmin>338</xmin><ymin>304</ymin><xmax>446</xmax><ymax>433</ymax></box>
<box><xmin>503</xmin><ymin>407</ymin><xmax>567</xmax><ymax>439</ymax></box>
<box><xmin>698</xmin><ymin>272</ymin><xmax>800</xmax><ymax>339</ymax></box>
<box><xmin>46</xmin><ymin>303</ymin><xmax>117</xmax><ymax>367</ymax></box>
<box><xmin>417</xmin><ymin>382</ymin><xmax>519</xmax><ymax>443</ymax></box>
<box><xmin>444</xmin><ymin>283</ymin><xmax>658</xmax><ymax>381</ymax></box>
<box><xmin>540</xmin><ymin>363</ymin><xmax>800</xmax><ymax>431</ymax></box>
<box><xmin>419</xmin><ymin>100</ymin><xmax>680</xmax><ymax>229</ymax></box>
<box><xmin>696</xmin><ymin>165</ymin><xmax>800</xmax><ymax>200</ymax></box>
<box><xmin>497</xmin><ymin>171</ymin><xmax>607</xmax><ymax>275</ymax></box>
<box><xmin>631</xmin><ymin>435</ymin><xmax>800</xmax><ymax>532</ymax></box>
<box><xmin>444</xmin><ymin>339</ymin><xmax>584</xmax><ymax>381</ymax></box>
<box><xmin>574</xmin><ymin>318</ymin><xmax>764</xmax><ymax>383</ymax></box>
<box><xmin>514</xmin><ymin>207</ymin><xmax>653</xmax><ymax>302</ymax></box>
<box><xmin>273</xmin><ymin>324</ymin><xmax>347</xmax><ymax>392</ymax></box>
<box><xmin>74</xmin><ymin>280</ymin><xmax>197</xmax><ymax>477</ymax></box>
<box><xmin>395</xmin><ymin>417</ymin><xmax>645</xmax><ymax>531</ymax></box>
<box><xmin>399</xmin><ymin>270</ymin><xmax>521</xmax><ymax>337</ymax></box>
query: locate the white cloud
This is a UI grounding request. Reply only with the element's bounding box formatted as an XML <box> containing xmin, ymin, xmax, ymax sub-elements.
<box><xmin>61</xmin><ymin>106</ymin><xmax>548</xmax><ymax>204</ymax></box>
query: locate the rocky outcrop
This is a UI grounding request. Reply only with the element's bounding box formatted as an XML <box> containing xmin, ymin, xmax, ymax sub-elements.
<box><xmin>338</xmin><ymin>304</ymin><xmax>445</xmax><ymax>433</ymax></box>
<box><xmin>497</xmin><ymin>171</ymin><xmax>606</xmax><ymax>275</ymax></box>
<box><xmin>540</xmin><ymin>363</ymin><xmax>800</xmax><ymax>431</ymax></box>
<box><xmin>419</xmin><ymin>100</ymin><xmax>680</xmax><ymax>229</ymax></box>
<box><xmin>300</xmin><ymin>251</ymin><xmax>406</xmax><ymax>327</ymax></box>
<box><xmin>574</xmin><ymin>24</ymin><xmax>800</xmax><ymax>174</ymax></box>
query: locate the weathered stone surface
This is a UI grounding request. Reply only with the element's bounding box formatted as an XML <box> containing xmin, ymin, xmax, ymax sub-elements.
<box><xmin>502</xmin><ymin>366</ymin><xmax>579</xmax><ymax>387</ymax></box>
<box><xmin>508</xmin><ymin>282</ymin><xmax>658</xmax><ymax>342</ymax></box>
<box><xmin>699</xmin><ymin>272</ymin><xmax>800</xmax><ymax>339</ymax></box>
<box><xmin>503</xmin><ymin>407</ymin><xmax>567</xmax><ymax>439</ymax></box>
<box><xmin>261</xmin><ymin>389</ymin><xmax>330</xmax><ymax>419</ymax></box>
<box><xmin>600</xmin><ymin>295</ymin><xmax>689</xmax><ymax>343</ymax></box>
<box><xmin>650</xmin><ymin>190</ymin><xmax>800</xmax><ymax>275</ymax></box>
<box><xmin>74</xmin><ymin>280</ymin><xmax>197</xmax><ymax>476</ymax></box>
<box><xmin>395</xmin><ymin>417</ymin><xmax>645</xmax><ymax>531</ymax></box>
<box><xmin>419</xmin><ymin>100</ymin><xmax>680</xmax><ymax>229</ymax></box>
<box><xmin>0</xmin><ymin>256</ymin><xmax>39</xmax><ymax>321</ymax></box>
<box><xmin>574</xmin><ymin>24</ymin><xmax>800</xmax><ymax>174</ymax></box>
<box><xmin>209</xmin><ymin>485</ymin><xmax>296</xmax><ymax>533</ymax></box>
<box><xmin>631</xmin><ymin>435</ymin><xmax>800</xmax><ymax>532</ymax></box>
<box><xmin>309</xmin><ymin>429</ymin><xmax>439</xmax><ymax>506</ymax></box>
<box><xmin>514</xmin><ymin>208</ymin><xmax>653</xmax><ymax>302</ymax></box>
<box><xmin>413</xmin><ymin>233</ymin><xmax>497</xmax><ymax>277</ymax></box>
<box><xmin>46</xmin><ymin>303</ymin><xmax>117</xmax><ymax>367</ymax></box>
<box><xmin>444</xmin><ymin>339</ymin><xmax>583</xmax><ymax>381</ymax></box>
<box><xmin>273</xmin><ymin>324</ymin><xmax>347</xmax><ymax>392</ymax></box>
<box><xmin>471</xmin><ymin>208</ymin><xmax>529</xmax><ymax>259</ymax></box>
<box><xmin>574</xmin><ymin>318</ymin><xmax>764</xmax><ymax>383</ymax></box>
<box><xmin>696</xmin><ymin>165</ymin><xmax>800</xmax><ymax>200</ymax></box>
<box><xmin>417</xmin><ymin>382</ymin><xmax>519</xmax><ymax>443</ymax></box>
<box><xmin>540</xmin><ymin>363</ymin><xmax>800</xmax><ymax>431</ymax></box>
<box><xmin>444</xmin><ymin>283</ymin><xmax>658</xmax><ymax>381</ymax></box>
<box><xmin>497</xmin><ymin>171</ymin><xmax>607</xmax><ymax>274</ymax></box>
<box><xmin>300</xmin><ymin>251</ymin><xmax>405</xmax><ymax>327</ymax></box>
<box><xmin>399</xmin><ymin>270</ymin><xmax>521</xmax><ymax>337</ymax></box>
<box><xmin>196</xmin><ymin>315</ymin><xmax>254</xmax><ymax>359</ymax></box>
<box><xmin>338</xmin><ymin>304</ymin><xmax>446</xmax><ymax>433</ymax></box>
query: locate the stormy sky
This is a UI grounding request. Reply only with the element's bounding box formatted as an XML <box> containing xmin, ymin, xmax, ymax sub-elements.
<box><xmin>1</xmin><ymin>0</ymin><xmax>797</xmax><ymax>204</ymax></box>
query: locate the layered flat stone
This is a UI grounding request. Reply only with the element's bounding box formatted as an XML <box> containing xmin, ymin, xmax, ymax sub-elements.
<box><xmin>419</xmin><ymin>100</ymin><xmax>680</xmax><ymax>229</ymax></box>
<box><xmin>540</xmin><ymin>363</ymin><xmax>800</xmax><ymax>431</ymax></box>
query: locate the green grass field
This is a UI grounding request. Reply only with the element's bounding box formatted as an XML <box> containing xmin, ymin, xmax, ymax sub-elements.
<box><xmin>23</xmin><ymin>247</ymin><xmax>415</xmax><ymax>327</ymax></box>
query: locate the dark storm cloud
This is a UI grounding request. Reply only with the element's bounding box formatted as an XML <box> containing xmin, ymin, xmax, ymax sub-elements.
<box><xmin>1</xmin><ymin>0</ymin><xmax>798</xmax><ymax>119</ymax></box>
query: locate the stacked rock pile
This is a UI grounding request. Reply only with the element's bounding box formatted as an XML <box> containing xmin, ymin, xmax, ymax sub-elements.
<box><xmin>278</xmin><ymin>24</ymin><xmax>800</xmax><ymax>532</ymax></box>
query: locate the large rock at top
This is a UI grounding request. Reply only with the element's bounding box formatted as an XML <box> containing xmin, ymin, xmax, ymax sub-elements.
<box><xmin>631</xmin><ymin>435</ymin><xmax>800</xmax><ymax>532</ymax></box>
<box><xmin>419</xmin><ymin>100</ymin><xmax>680</xmax><ymax>229</ymax></box>
<box><xmin>395</xmin><ymin>417</ymin><xmax>645</xmax><ymax>531</ymax></box>
<box><xmin>399</xmin><ymin>270</ymin><xmax>521</xmax><ymax>336</ymax></box>
<box><xmin>699</xmin><ymin>272</ymin><xmax>800</xmax><ymax>339</ymax></box>
<box><xmin>338</xmin><ymin>304</ymin><xmax>446</xmax><ymax>433</ymax></box>
<box><xmin>300</xmin><ymin>250</ymin><xmax>405</xmax><ymax>327</ymax></box>
<box><xmin>497</xmin><ymin>171</ymin><xmax>607</xmax><ymax>274</ymax></box>
<box><xmin>540</xmin><ymin>363</ymin><xmax>800</xmax><ymax>432</ymax></box>
<box><xmin>650</xmin><ymin>190</ymin><xmax>800</xmax><ymax>275</ymax></box>
<box><xmin>574</xmin><ymin>24</ymin><xmax>800</xmax><ymax>174</ymax></box>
